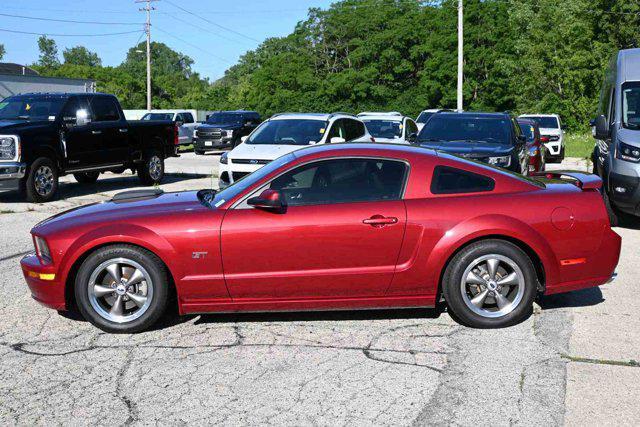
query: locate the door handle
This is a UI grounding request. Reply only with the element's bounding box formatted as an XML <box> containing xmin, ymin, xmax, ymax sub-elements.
<box><xmin>119</xmin><ymin>128</ymin><xmax>128</xmax><ymax>133</ymax></box>
<box><xmin>363</xmin><ymin>215</ymin><xmax>398</xmax><ymax>227</ymax></box>
<box><xmin>91</xmin><ymin>130</ymin><xmax>102</xmax><ymax>135</ymax></box>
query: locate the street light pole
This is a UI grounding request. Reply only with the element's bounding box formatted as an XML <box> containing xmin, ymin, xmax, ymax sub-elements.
<box><xmin>136</xmin><ymin>0</ymin><xmax>157</xmax><ymax>111</ymax></box>
<box><xmin>457</xmin><ymin>0</ymin><xmax>464</xmax><ymax>111</ymax></box>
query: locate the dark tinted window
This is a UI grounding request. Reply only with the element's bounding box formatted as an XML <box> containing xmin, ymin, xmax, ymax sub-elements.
<box><xmin>345</xmin><ymin>119</ymin><xmax>366</xmax><ymax>140</ymax></box>
<box><xmin>247</xmin><ymin>119</ymin><xmax>327</xmax><ymax>145</ymax></box>
<box><xmin>431</xmin><ymin>166</ymin><xmax>495</xmax><ymax>194</ymax></box>
<box><xmin>206</xmin><ymin>113</ymin><xmax>242</xmax><ymax>124</ymax></box>
<box><xmin>182</xmin><ymin>112</ymin><xmax>194</xmax><ymax>123</ymax></box>
<box><xmin>90</xmin><ymin>97</ymin><xmax>120</xmax><ymax>122</ymax></box>
<box><xmin>362</xmin><ymin>119</ymin><xmax>402</xmax><ymax>138</ymax></box>
<box><xmin>418</xmin><ymin>115</ymin><xmax>512</xmax><ymax>144</ymax></box>
<box><xmin>270</xmin><ymin>158</ymin><xmax>407</xmax><ymax>206</ymax></box>
<box><xmin>61</xmin><ymin>97</ymin><xmax>81</xmax><ymax>119</ymax></box>
<box><xmin>0</xmin><ymin>95</ymin><xmax>66</xmax><ymax>120</ymax></box>
<box><xmin>416</xmin><ymin>111</ymin><xmax>435</xmax><ymax>124</ymax></box>
<box><xmin>520</xmin><ymin>116</ymin><xmax>559</xmax><ymax>129</ymax></box>
<box><xmin>327</xmin><ymin>119</ymin><xmax>346</xmax><ymax>141</ymax></box>
<box><xmin>142</xmin><ymin>113</ymin><xmax>173</xmax><ymax>121</ymax></box>
<box><xmin>405</xmin><ymin>119</ymin><xmax>418</xmax><ymax>137</ymax></box>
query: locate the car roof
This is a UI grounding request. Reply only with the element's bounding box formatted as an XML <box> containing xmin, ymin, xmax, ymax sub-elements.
<box><xmin>437</xmin><ymin>111</ymin><xmax>511</xmax><ymax>118</ymax></box>
<box><xmin>291</xmin><ymin>142</ymin><xmax>435</xmax><ymax>159</ymax></box>
<box><xmin>519</xmin><ymin>114</ymin><xmax>559</xmax><ymax>118</ymax></box>
<box><xmin>618</xmin><ymin>48</ymin><xmax>640</xmax><ymax>81</ymax></box>
<box><xmin>269</xmin><ymin>112</ymin><xmax>359</xmax><ymax>121</ymax></box>
<box><xmin>358</xmin><ymin>114</ymin><xmax>405</xmax><ymax>121</ymax></box>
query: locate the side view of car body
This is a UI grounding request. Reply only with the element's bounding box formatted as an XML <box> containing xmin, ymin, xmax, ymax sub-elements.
<box><xmin>141</xmin><ymin>111</ymin><xmax>197</xmax><ymax>146</ymax></box>
<box><xmin>517</xmin><ymin>118</ymin><xmax>546</xmax><ymax>173</ymax></box>
<box><xmin>357</xmin><ymin>112</ymin><xmax>419</xmax><ymax>144</ymax></box>
<box><xmin>592</xmin><ymin>48</ymin><xmax>640</xmax><ymax>224</ymax></box>
<box><xmin>21</xmin><ymin>144</ymin><xmax>620</xmax><ymax>333</ymax></box>
<box><xmin>518</xmin><ymin>114</ymin><xmax>565</xmax><ymax>163</ymax></box>
<box><xmin>218</xmin><ymin>112</ymin><xmax>373</xmax><ymax>188</ymax></box>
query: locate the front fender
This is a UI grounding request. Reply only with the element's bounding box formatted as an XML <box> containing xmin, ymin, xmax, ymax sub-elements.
<box><xmin>425</xmin><ymin>214</ymin><xmax>559</xmax><ymax>289</ymax></box>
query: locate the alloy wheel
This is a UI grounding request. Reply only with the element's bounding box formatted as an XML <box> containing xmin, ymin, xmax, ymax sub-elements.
<box><xmin>148</xmin><ymin>156</ymin><xmax>162</xmax><ymax>181</ymax></box>
<box><xmin>34</xmin><ymin>165</ymin><xmax>54</xmax><ymax>196</ymax></box>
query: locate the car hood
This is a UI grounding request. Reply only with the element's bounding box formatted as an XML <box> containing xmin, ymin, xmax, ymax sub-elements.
<box><xmin>539</xmin><ymin>128</ymin><xmax>561</xmax><ymax>136</ymax></box>
<box><xmin>0</xmin><ymin>119</ymin><xmax>54</xmax><ymax>131</ymax></box>
<box><xmin>616</xmin><ymin>128</ymin><xmax>640</xmax><ymax>144</ymax></box>
<box><xmin>229</xmin><ymin>142</ymin><xmax>308</xmax><ymax>160</ymax></box>
<box><xmin>33</xmin><ymin>191</ymin><xmax>208</xmax><ymax>235</ymax></box>
<box><xmin>197</xmin><ymin>123</ymin><xmax>241</xmax><ymax>130</ymax></box>
<box><xmin>417</xmin><ymin>141</ymin><xmax>513</xmax><ymax>157</ymax></box>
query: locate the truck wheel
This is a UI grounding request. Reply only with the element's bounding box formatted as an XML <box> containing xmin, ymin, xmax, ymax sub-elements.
<box><xmin>138</xmin><ymin>151</ymin><xmax>165</xmax><ymax>186</ymax></box>
<box><xmin>195</xmin><ymin>150</ymin><xmax>205</xmax><ymax>155</ymax></box>
<box><xmin>442</xmin><ymin>239</ymin><xmax>537</xmax><ymax>328</ymax></box>
<box><xmin>24</xmin><ymin>157</ymin><xmax>59</xmax><ymax>203</ymax></box>
<box><xmin>74</xmin><ymin>244</ymin><xmax>169</xmax><ymax>333</ymax></box>
<box><xmin>73</xmin><ymin>172</ymin><xmax>99</xmax><ymax>184</ymax></box>
<box><xmin>602</xmin><ymin>189</ymin><xmax>618</xmax><ymax>227</ymax></box>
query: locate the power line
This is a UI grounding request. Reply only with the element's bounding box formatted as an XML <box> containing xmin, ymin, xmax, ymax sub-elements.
<box><xmin>0</xmin><ymin>28</ymin><xmax>143</xmax><ymax>37</ymax></box>
<box><xmin>163</xmin><ymin>0</ymin><xmax>260</xmax><ymax>43</ymax></box>
<box><xmin>154</xmin><ymin>27</ymin><xmax>234</xmax><ymax>65</ymax></box>
<box><xmin>0</xmin><ymin>12</ymin><xmax>142</xmax><ymax>25</ymax></box>
<box><xmin>158</xmin><ymin>12</ymin><xmax>250</xmax><ymax>46</ymax></box>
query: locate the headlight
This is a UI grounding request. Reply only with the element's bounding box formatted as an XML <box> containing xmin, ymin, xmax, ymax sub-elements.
<box><xmin>34</xmin><ymin>235</ymin><xmax>52</xmax><ymax>263</ymax></box>
<box><xmin>220</xmin><ymin>152</ymin><xmax>228</xmax><ymax>164</ymax></box>
<box><xmin>617</xmin><ymin>141</ymin><xmax>640</xmax><ymax>163</ymax></box>
<box><xmin>488</xmin><ymin>156</ymin><xmax>511</xmax><ymax>167</ymax></box>
<box><xmin>0</xmin><ymin>135</ymin><xmax>20</xmax><ymax>161</ymax></box>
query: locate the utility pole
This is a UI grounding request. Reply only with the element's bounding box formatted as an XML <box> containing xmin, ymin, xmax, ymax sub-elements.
<box><xmin>136</xmin><ymin>0</ymin><xmax>158</xmax><ymax>111</ymax></box>
<box><xmin>457</xmin><ymin>0</ymin><xmax>464</xmax><ymax>111</ymax></box>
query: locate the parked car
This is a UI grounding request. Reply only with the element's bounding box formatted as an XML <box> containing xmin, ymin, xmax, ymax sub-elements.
<box><xmin>21</xmin><ymin>143</ymin><xmax>620</xmax><ymax>333</ymax></box>
<box><xmin>0</xmin><ymin>92</ymin><xmax>178</xmax><ymax>202</ymax></box>
<box><xmin>518</xmin><ymin>114</ymin><xmax>565</xmax><ymax>163</ymax></box>
<box><xmin>517</xmin><ymin>118</ymin><xmax>546</xmax><ymax>173</ymax></box>
<box><xmin>592</xmin><ymin>48</ymin><xmax>640</xmax><ymax>225</ymax></box>
<box><xmin>357</xmin><ymin>112</ymin><xmax>419</xmax><ymax>144</ymax></box>
<box><xmin>141</xmin><ymin>111</ymin><xmax>197</xmax><ymax>146</ymax></box>
<box><xmin>193</xmin><ymin>110</ymin><xmax>261</xmax><ymax>154</ymax></box>
<box><xmin>218</xmin><ymin>112</ymin><xmax>373</xmax><ymax>188</ymax></box>
<box><xmin>416</xmin><ymin>111</ymin><xmax>530</xmax><ymax>175</ymax></box>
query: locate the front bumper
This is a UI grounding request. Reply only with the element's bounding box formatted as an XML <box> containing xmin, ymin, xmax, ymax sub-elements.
<box><xmin>544</xmin><ymin>140</ymin><xmax>563</xmax><ymax>157</ymax></box>
<box><xmin>218</xmin><ymin>161</ymin><xmax>262</xmax><ymax>188</ymax></box>
<box><xmin>20</xmin><ymin>253</ymin><xmax>66</xmax><ymax>311</ymax></box>
<box><xmin>0</xmin><ymin>162</ymin><xmax>26</xmax><ymax>191</ymax></box>
<box><xmin>608</xmin><ymin>171</ymin><xmax>640</xmax><ymax>215</ymax></box>
<box><xmin>194</xmin><ymin>137</ymin><xmax>233</xmax><ymax>151</ymax></box>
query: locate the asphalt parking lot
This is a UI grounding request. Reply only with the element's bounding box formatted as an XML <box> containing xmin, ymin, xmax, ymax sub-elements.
<box><xmin>0</xmin><ymin>152</ymin><xmax>638</xmax><ymax>425</ymax></box>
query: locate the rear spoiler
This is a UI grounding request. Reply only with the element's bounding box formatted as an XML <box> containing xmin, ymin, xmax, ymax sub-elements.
<box><xmin>530</xmin><ymin>171</ymin><xmax>602</xmax><ymax>190</ymax></box>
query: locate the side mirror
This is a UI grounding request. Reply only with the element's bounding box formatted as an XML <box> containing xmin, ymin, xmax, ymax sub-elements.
<box><xmin>407</xmin><ymin>132</ymin><xmax>418</xmax><ymax>143</ymax></box>
<box><xmin>247</xmin><ymin>189</ymin><xmax>286</xmax><ymax>213</ymax></box>
<box><xmin>330</xmin><ymin>136</ymin><xmax>346</xmax><ymax>144</ymax></box>
<box><xmin>594</xmin><ymin>115</ymin><xmax>611</xmax><ymax>140</ymax></box>
<box><xmin>241</xmin><ymin>136</ymin><xmax>248</xmax><ymax>143</ymax></box>
<box><xmin>76</xmin><ymin>109</ymin><xmax>90</xmax><ymax>127</ymax></box>
<box><xmin>589</xmin><ymin>118</ymin><xmax>596</xmax><ymax>127</ymax></box>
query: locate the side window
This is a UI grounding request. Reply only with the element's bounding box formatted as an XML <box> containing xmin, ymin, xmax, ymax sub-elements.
<box><xmin>269</xmin><ymin>158</ymin><xmax>407</xmax><ymax>206</ymax></box>
<box><xmin>512</xmin><ymin>119</ymin><xmax>522</xmax><ymax>138</ymax></box>
<box><xmin>345</xmin><ymin>119</ymin><xmax>366</xmax><ymax>141</ymax></box>
<box><xmin>175</xmin><ymin>113</ymin><xmax>184</xmax><ymax>123</ymax></box>
<box><xmin>405</xmin><ymin>119</ymin><xmax>418</xmax><ymax>137</ymax></box>
<box><xmin>182</xmin><ymin>113</ymin><xmax>194</xmax><ymax>123</ymax></box>
<box><xmin>89</xmin><ymin>97</ymin><xmax>120</xmax><ymax>122</ymax></box>
<box><xmin>61</xmin><ymin>97</ymin><xmax>81</xmax><ymax>120</ymax></box>
<box><xmin>327</xmin><ymin>119</ymin><xmax>346</xmax><ymax>142</ymax></box>
<box><xmin>431</xmin><ymin>166</ymin><xmax>495</xmax><ymax>195</ymax></box>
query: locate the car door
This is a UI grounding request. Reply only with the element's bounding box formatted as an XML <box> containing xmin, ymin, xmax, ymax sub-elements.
<box><xmin>61</xmin><ymin>96</ymin><xmax>101</xmax><ymax>169</ymax></box>
<box><xmin>221</xmin><ymin>157</ymin><xmax>408</xmax><ymax>300</ymax></box>
<box><xmin>88</xmin><ymin>96</ymin><xmax>129</xmax><ymax>165</ymax></box>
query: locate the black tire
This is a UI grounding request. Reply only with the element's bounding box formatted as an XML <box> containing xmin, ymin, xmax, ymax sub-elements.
<box><xmin>602</xmin><ymin>189</ymin><xmax>618</xmax><ymax>227</ymax></box>
<box><xmin>74</xmin><ymin>245</ymin><xmax>169</xmax><ymax>333</ymax></box>
<box><xmin>24</xmin><ymin>157</ymin><xmax>59</xmax><ymax>203</ymax></box>
<box><xmin>442</xmin><ymin>239</ymin><xmax>538</xmax><ymax>328</ymax></box>
<box><xmin>137</xmin><ymin>151</ymin><xmax>165</xmax><ymax>186</ymax></box>
<box><xmin>73</xmin><ymin>172</ymin><xmax>100</xmax><ymax>184</ymax></box>
<box><xmin>195</xmin><ymin>150</ymin><xmax>205</xmax><ymax>155</ymax></box>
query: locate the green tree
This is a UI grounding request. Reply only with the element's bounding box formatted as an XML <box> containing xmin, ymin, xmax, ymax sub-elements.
<box><xmin>37</xmin><ymin>35</ymin><xmax>59</xmax><ymax>68</ymax></box>
<box><xmin>63</xmin><ymin>46</ymin><xmax>102</xmax><ymax>67</ymax></box>
<box><xmin>0</xmin><ymin>44</ymin><xmax>5</xmax><ymax>61</ymax></box>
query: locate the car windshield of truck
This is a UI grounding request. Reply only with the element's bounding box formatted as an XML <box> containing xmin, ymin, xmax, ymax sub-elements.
<box><xmin>622</xmin><ymin>82</ymin><xmax>640</xmax><ymax>130</ymax></box>
<box><xmin>418</xmin><ymin>115</ymin><xmax>511</xmax><ymax>144</ymax></box>
<box><xmin>361</xmin><ymin>119</ymin><xmax>403</xmax><ymax>138</ymax></box>
<box><xmin>0</xmin><ymin>96</ymin><xmax>66</xmax><ymax>121</ymax></box>
<box><xmin>521</xmin><ymin>116</ymin><xmax>559</xmax><ymax>129</ymax></box>
<box><xmin>416</xmin><ymin>111</ymin><xmax>435</xmax><ymax>124</ymax></box>
<box><xmin>202</xmin><ymin>154</ymin><xmax>295</xmax><ymax>208</ymax></box>
<box><xmin>142</xmin><ymin>113</ymin><xmax>173</xmax><ymax>121</ymax></box>
<box><xmin>206</xmin><ymin>113</ymin><xmax>242</xmax><ymax>125</ymax></box>
<box><xmin>247</xmin><ymin>119</ymin><xmax>328</xmax><ymax>145</ymax></box>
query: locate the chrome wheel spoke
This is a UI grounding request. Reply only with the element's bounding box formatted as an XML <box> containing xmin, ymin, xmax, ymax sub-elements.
<box><xmin>494</xmin><ymin>292</ymin><xmax>510</xmax><ymax>310</ymax></box>
<box><xmin>486</xmin><ymin>258</ymin><xmax>500</xmax><ymax>280</ymax></box>
<box><xmin>470</xmin><ymin>289</ymin><xmax>489</xmax><ymax>308</ymax></box>
<box><xmin>93</xmin><ymin>284</ymin><xmax>114</xmax><ymax>298</ymax></box>
<box><xmin>126</xmin><ymin>292</ymin><xmax>147</xmax><ymax>308</ymax></box>
<box><xmin>127</xmin><ymin>268</ymin><xmax>145</xmax><ymax>286</ymax></box>
<box><xmin>497</xmin><ymin>272</ymin><xmax>519</xmax><ymax>287</ymax></box>
<box><xmin>106</xmin><ymin>263</ymin><xmax>122</xmax><ymax>283</ymax></box>
<box><xmin>466</xmin><ymin>271</ymin><xmax>486</xmax><ymax>286</ymax></box>
<box><xmin>110</xmin><ymin>295</ymin><xmax>124</xmax><ymax>317</ymax></box>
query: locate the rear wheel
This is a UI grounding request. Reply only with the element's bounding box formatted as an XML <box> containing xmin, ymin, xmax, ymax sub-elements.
<box><xmin>73</xmin><ymin>172</ymin><xmax>99</xmax><ymax>184</ymax></box>
<box><xmin>74</xmin><ymin>245</ymin><xmax>169</xmax><ymax>333</ymax></box>
<box><xmin>24</xmin><ymin>157</ymin><xmax>59</xmax><ymax>203</ymax></box>
<box><xmin>443</xmin><ymin>240</ymin><xmax>537</xmax><ymax>328</ymax></box>
<box><xmin>195</xmin><ymin>150</ymin><xmax>205</xmax><ymax>155</ymax></box>
<box><xmin>602</xmin><ymin>189</ymin><xmax>619</xmax><ymax>227</ymax></box>
<box><xmin>137</xmin><ymin>151</ymin><xmax>164</xmax><ymax>185</ymax></box>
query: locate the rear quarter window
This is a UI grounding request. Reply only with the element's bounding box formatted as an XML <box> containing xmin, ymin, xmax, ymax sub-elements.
<box><xmin>431</xmin><ymin>166</ymin><xmax>495</xmax><ymax>194</ymax></box>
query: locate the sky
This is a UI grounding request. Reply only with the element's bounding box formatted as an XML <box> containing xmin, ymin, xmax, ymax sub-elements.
<box><xmin>0</xmin><ymin>0</ymin><xmax>335</xmax><ymax>80</ymax></box>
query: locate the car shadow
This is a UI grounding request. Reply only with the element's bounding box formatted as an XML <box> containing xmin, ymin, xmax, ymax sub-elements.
<box><xmin>538</xmin><ymin>286</ymin><xmax>604</xmax><ymax>310</ymax></box>
<box><xmin>0</xmin><ymin>172</ymin><xmax>210</xmax><ymax>203</ymax></box>
<box><xmin>616</xmin><ymin>214</ymin><xmax>640</xmax><ymax>230</ymax></box>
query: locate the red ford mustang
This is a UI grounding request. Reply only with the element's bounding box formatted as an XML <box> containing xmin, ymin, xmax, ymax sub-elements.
<box><xmin>21</xmin><ymin>144</ymin><xmax>620</xmax><ymax>333</ymax></box>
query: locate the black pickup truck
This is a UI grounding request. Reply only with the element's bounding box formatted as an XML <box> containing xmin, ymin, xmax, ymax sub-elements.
<box><xmin>0</xmin><ymin>92</ymin><xmax>178</xmax><ymax>202</ymax></box>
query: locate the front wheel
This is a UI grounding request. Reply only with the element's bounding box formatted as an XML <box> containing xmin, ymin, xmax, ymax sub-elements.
<box><xmin>74</xmin><ymin>245</ymin><xmax>169</xmax><ymax>333</ymax></box>
<box><xmin>137</xmin><ymin>151</ymin><xmax>165</xmax><ymax>186</ymax></box>
<box><xmin>442</xmin><ymin>239</ymin><xmax>537</xmax><ymax>328</ymax></box>
<box><xmin>24</xmin><ymin>157</ymin><xmax>59</xmax><ymax>203</ymax></box>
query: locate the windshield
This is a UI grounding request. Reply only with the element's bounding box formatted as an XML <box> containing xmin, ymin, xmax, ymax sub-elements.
<box><xmin>247</xmin><ymin>119</ymin><xmax>328</xmax><ymax>145</ymax></box>
<box><xmin>418</xmin><ymin>115</ymin><xmax>511</xmax><ymax>144</ymax></box>
<box><xmin>206</xmin><ymin>154</ymin><xmax>296</xmax><ymax>208</ymax></box>
<box><xmin>518</xmin><ymin>123</ymin><xmax>536</xmax><ymax>142</ymax></box>
<box><xmin>521</xmin><ymin>116</ymin><xmax>559</xmax><ymax>129</ymax></box>
<box><xmin>416</xmin><ymin>111</ymin><xmax>435</xmax><ymax>124</ymax></box>
<box><xmin>206</xmin><ymin>113</ymin><xmax>242</xmax><ymax>124</ymax></box>
<box><xmin>362</xmin><ymin>119</ymin><xmax>402</xmax><ymax>138</ymax></box>
<box><xmin>142</xmin><ymin>113</ymin><xmax>173</xmax><ymax>121</ymax></box>
<box><xmin>622</xmin><ymin>82</ymin><xmax>640</xmax><ymax>130</ymax></box>
<box><xmin>0</xmin><ymin>96</ymin><xmax>67</xmax><ymax>121</ymax></box>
